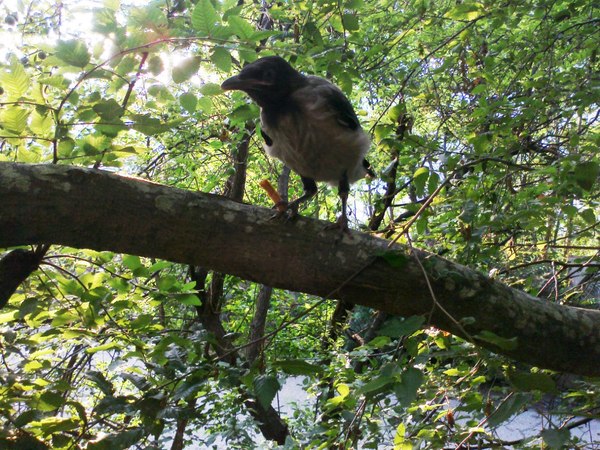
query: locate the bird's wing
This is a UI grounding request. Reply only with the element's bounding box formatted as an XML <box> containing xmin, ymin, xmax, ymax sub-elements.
<box><xmin>260</xmin><ymin>128</ymin><xmax>273</xmax><ymax>146</ymax></box>
<box><xmin>306</xmin><ymin>76</ymin><xmax>361</xmax><ymax>130</ymax></box>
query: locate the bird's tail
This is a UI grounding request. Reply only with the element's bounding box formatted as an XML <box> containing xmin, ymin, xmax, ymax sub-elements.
<box><xmin>363</xmin><ymin>159</ymin><xmax>376</xmax><ymax>178</ymax></box>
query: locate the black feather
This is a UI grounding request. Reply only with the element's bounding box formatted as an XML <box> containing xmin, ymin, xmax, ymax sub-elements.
<box><xmin>261</xmin><ymin>129</ymin><xmax>273</xmax><ymax>146</ymax></box>
<box><xmin>323</xmin><ymin>88</ymin><xmax>361</xmax><ymax>130</ymax></box>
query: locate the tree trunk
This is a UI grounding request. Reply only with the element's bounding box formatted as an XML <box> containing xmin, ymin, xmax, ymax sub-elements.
<box><xmin>1</xmin><ymin>163</ymin><xmax>599</xmax><ymax>376</ymax></box>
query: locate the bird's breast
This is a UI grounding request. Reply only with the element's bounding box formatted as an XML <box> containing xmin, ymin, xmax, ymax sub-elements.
<box><xmin>260</xmin><ymin>97</ymin><xmax>370</xmax><ymax>184</ymax></box>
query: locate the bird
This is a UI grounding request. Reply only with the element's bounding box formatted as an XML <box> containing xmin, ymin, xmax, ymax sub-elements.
<box><xmin>221</xmin><ymin>56</ymin><xmax>373</xmax><ymax>232</ymax></box>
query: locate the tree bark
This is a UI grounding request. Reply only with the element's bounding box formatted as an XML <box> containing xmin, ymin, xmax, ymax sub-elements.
<box><xmin>1</xmin><ymin>163</ymin><xmax>599</xmax><ymax>376</ymax></box>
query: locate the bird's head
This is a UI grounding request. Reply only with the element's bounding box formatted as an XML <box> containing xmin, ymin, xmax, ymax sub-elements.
<box><xmin>221</xmin><ymin>56</ymin><xmax>306</xmax><ymax>108</ymax></box>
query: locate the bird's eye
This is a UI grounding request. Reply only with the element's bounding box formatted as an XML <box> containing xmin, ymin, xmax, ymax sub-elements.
<box><xmin>263</xmin><ymin>69</ymin><xmax>276</xmax><ymax>84</ymax></box>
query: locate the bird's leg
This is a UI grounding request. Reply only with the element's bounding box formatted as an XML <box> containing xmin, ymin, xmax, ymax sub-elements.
<box><xmin>273</xmin><ymin>176</ymin><xmax>317</xmax><ymax>220</ymax></box>
<box><xmin>325</xmin><ymin>172</ymin><xmax>351</xmax><ymax>234</ymax></box>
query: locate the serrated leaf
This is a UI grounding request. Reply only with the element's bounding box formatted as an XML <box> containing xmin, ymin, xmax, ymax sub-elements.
<box><xmin>253</xmin><ymin>374</ymin><xmax>280</xmax><ymax>409</ymax></box>
<box><xmin>29</xmin><ymin>109</ymin><xmax>54</xmax><ymax>136</ymax></box>
<box><xmin>274</xmin><ymin>359</ymin><xmax>323</xmax><ymax>376</ymax></box>
<box><xmin>227</xmin><ymin>15</ymin><xmax>254</xmax><ymax>40</ymax></box>
<box><xmin>0</xmin><ymin>58</ymin><xmax>31</xmax><ymax>100</ymax></box>
<box><xmin>55</xmin><ymin>39</ymin><xmax>91</xmax><ymax>68</ymax></box>
<box><xmin>172</xmin><ymin>56</ymin><xmax>201</xmax><ymax>83</ymax></box>
<box><xmin>211</xmin><ymin>47</ymin><xmax>232</xmax><ymax>72</ymax></box>
<box><xmin>1</xmin><ymin>107</ymin><xmax>30</xmax><ymax>134</ymax></box>
<box><xmin>191</xmin><ymin>0</ymin><xmax>220</xmax><ymax>36</ymax></box>
<box><xmin>180</xmin><ymin>92</ymin><xmax>197</xmax><ymax>113</ymax></box>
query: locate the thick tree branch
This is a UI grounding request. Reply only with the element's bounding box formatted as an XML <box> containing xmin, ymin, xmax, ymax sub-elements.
<box><xmin>1</xmin><ymin>163</ymin><xmax>599</xmax><ymax>376</ymax></box>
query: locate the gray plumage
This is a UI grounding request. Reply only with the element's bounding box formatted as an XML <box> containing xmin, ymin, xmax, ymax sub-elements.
<box><xmin>261</xmin><ymin>75</ymin><xmax>370</xmax><ymax>185</ymax></box>
<box><xmin>221</xmin><ymin>56</ymin><xmax>372</xmax><ymax>231</ymax></box>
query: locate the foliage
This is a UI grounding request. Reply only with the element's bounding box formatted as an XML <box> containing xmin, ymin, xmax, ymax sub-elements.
<box><xmin>0</xmin><ymin>0</ymin><xmax>598</xmax><ymax>448</ymax></box>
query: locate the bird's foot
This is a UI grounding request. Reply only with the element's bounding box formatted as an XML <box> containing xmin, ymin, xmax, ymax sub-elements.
<box><xmin>270</xmin><ymin>201</ymin><xmax>298</xmax><ymax>221</ymax></box>
<box><xmin>324</xmin><ymin>214</ymin><xmax>352</xmax><ymax>240</ymax></box>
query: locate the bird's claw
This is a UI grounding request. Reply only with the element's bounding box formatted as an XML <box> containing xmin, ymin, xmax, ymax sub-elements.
<box><xmin>324</xmin><ymin>215</ymin><xmax>352</xmax><ymax>240</ymax></box>
<box><xmin>269</xmin><ymin>201</ymin><xmax>298</xmax><ymax>221</ymax></box>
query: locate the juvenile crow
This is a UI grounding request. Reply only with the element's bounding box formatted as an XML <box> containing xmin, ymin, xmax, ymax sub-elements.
<box><xmin>221</xmin><ymin>56</ymin><xmax>372</xmax><ymax>232</ymax></box>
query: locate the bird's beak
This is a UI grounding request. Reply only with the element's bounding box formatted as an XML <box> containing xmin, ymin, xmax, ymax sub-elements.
<box><xmin>221</xmin><ymin>75</ymin><xmax>271</xmax><ymax>91</ymax></box>
<box><xmin>221</xmin><ymin>75</ymin><xmax>245</xmax><ymax>91</ymax></box>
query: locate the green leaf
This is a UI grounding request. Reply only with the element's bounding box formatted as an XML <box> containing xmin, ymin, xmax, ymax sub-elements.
<box><xmin>35</xmin><ymin>391</ymin><xmax>65</xmax><ymax>411</ymax></box>
<box><xmin>0</xmin><ymin>107</ymin><xmax>30</xmax><ymax>135</ymax></box>
<box><xmin>572</xmin><ymin>161</ymin><xmax>599</xmax><ymax>191</ymax></box>
<box><xmin>93</xmin><ymin>99</ymin><xmax>123</xmax><ymax>121</ymax></box>
<box><xmin>342</xmin><ymin>14</ymin><xmax>359</xmax><ymax>31</ymax></box>
<box><xmin>29</xmin><ymin>109</ymin><xmax>54</xmax><ymax>136</ymax></box>
<box><xmin>180</xmin><ymin>93</ymin><xmax>197</xmax><ymax>113</ymax></box>
<box><xmin>86</xmin><ymin>370</ymin><xmax>115</xmax><ymax>395</ymax></box>
<box><xmin>474</xmin><ymin>330</ymin><xmax>518</xmax><ymax>351</ymax></box>
<box><xmin>177</xmin><ymin>294</ymin><xmax>202</xmax><ymax>306</ymax></box>
<box><xmin>191</xmin><ymin>0</ymin><xmax>220</xmax><ymax>36</ymax></box>
<box><xmin>487</xmin><ymin>393</ymin><xmax>528</xmax><ymax>427</ymax></box>
<box><xmin>0</xmin><ymin>57</ymin><xmax>31</xmax><ymax>100</ymax></box>
<box><xmin>413</xmin><ymin>166</ymin><xmax>429</xmax><ymax>196</ymax></box>
<box><xmin>200</xmin><ymin>82</ymin><xmax>223</xmax><ymax>96</ymax></box>
<box><xmin>157</xmin><ymin>275</ymin><xmax>176</xmax><ymax>291</ymax></box>
<box><xmin>211</xmin><ymin>47</ymin><xmax>232</xmax><ymax>72</ymax></box>
<box><xmin>378</xmin><ymin>250</ymin><xmax>409</xmax><ymax>268</ymax></box>
<box><xmin>130</xmin><ymin>113</ymin><xmax>170</xmax><ymax>135</ymax></box>
<box><xmin>357</xmin><ymin>375</ymin><xmax>394</xmax><ymax>396</ymax></box>
<box><xmin>130</xmin><ymin>314</ymin><xmax>153</xmax><ymax>329</ymax></box>
<box><xmin>227</xmin><ymin>15</ymin><xmax>254</xmax><ymax>40</ymax></box>
<box><xmin>87</xmin><ymin>428</ymin><xmax>144</xmax><ymax>450</ymax></box>
<box><xmin>86</xmin><ymin>342</ymin><xmax>120</xmax><ymax>354</ymax></box>
<box><xmin>253</xmin><ymin>374</ymin><xmax>280</xmax><ymax>409</ymax></box>
<box><xmin>122</xmin><ymin>254</ymin><xmax>142</xmax><ymax>270</ymax></box>
<box><xmin>274</xmin><ymin>359</ymin><xmax>323</xmax><ymax>376</ymax></box>
<box><xmin>55</xmin><ymin>39</ymin><xmax>91</xmax><ymax>67</ymax></box>
<box><xmin>394</xmin><ymin>367</ymin><xmax>424</xmax><ymax>406</ymax></box>
<box><xmin>541</xmin><ymin>428</ymin><xmax>571</xmax><ymax>449</ymax></box>
<box><xmin>393</xmin><ymin>422</ymin><xmax>412</xmax><ymax>449</ymax></box>
<box><xmin>121</xmin><ymin>372</ymin><xmax>152</xmax><ymax>391</ymax></box>
<box><xmin>378</xmin><ymin>316</ymin><xmax>424</xmax><ymax>338</ymax></box>
<box><xmin>172</xmin><ymin>56</ymin><xmax>201</xmax><ymax>83</ymax></box>
<box><xmin>147</xmin><ymin>56</ymin><xmax>164</xmax><ymax>76</ymax></box>
<box><xmin>14</xmin><ymin>409</ymin><xmax>43</xmax><ymax>427</ymax></box>
<box><xmin>445</xmin><ymin>2</ymin><xmax>484</xmax><ymax>20</ymax></box>
<box><xmin>580</xmin><ymin>208</ymin><xmax>596</xmax><ymax>225</ymax></box>
<box><xmin>508</xmin><ymin>370</ymin><xmax>558</xmax><ymax>394</ymax></box>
